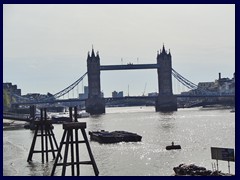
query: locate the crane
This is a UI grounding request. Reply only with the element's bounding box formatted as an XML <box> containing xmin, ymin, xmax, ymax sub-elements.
<box><xmin>142</xmin><ymin>83</ymin><xmax>147</xmax><ymax>96</ymax></box>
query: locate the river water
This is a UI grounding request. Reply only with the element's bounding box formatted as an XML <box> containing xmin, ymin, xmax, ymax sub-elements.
<box><xmin>3</xmin><ymin>106</ymin><xmax>235</xmax><ymax>176</ymax></box>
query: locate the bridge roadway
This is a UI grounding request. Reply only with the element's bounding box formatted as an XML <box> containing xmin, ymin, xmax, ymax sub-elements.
<box><xmin>12</xmin><ymin>94</ymin><xmax>235</xmax><ymax>105</ymax></box>
<box><xmin>100</xmin><ymin>64</ymin><xmax>160</xmax><ymax>71</ymax></box>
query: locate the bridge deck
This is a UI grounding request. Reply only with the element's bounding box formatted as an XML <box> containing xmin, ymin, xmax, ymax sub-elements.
<box><xmin>100</xmin><ymin>64</ymin><xmax>160</xmax><ymax>71</ymax></box>
<box><xmin>12</xmin><ymin>94</ymin><xmax>234</xmax><ymax>105</ymax></box>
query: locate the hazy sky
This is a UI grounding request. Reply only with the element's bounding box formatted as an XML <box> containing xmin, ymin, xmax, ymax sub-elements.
<box><xmin>3</xmin><ymin>4</ymin><xmax>235</xmax><ymax>97</ymax></box>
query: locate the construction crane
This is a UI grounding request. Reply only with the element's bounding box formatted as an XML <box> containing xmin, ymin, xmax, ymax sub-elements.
<box><xmin>142</xmin><ymin>83</ymin><xmax>147</xmax><ymax>96</ymax></box>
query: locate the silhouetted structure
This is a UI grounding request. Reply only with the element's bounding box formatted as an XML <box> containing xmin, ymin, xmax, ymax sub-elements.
<box><xmin>27</xmin><ymin>108</ymin><xmax>61</xmax><ymax>163</ymax></box>
<box><xmin>85</xmin><ymin>49</ymin><xmax>106</xmax><ymax>115</ymax></box>
<box><xmin>51</xmin><ymin>107</ymin><xmax>99</xmax><ymax>176</ymax></box>
<box><xmin>156</xmin><ymin>45</ymin><xmax>177</xmax><ymax>111</ymax></box>
<box><xmin>86</xmin><ymin>45</ymin><xmax>177</xmax><ymax>114</ymax></box>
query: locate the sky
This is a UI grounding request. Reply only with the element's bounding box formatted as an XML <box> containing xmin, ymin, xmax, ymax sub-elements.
<box><xmin>3</xmin><ymin>4</ymin><xmax>235</xmax><ymax>97</ymax></box>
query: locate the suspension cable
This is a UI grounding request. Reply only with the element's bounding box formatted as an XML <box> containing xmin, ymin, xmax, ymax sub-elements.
<box><xmin>172</xmin><ymin>68</ymin><xmax>217</xmax><ymax>95</ymax></box>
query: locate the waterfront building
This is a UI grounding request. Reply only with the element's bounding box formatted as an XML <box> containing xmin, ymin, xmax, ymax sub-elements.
<box><xmin>189</xmin><ymin>72</ymin><xmax>235</xmax><ymax>95</ymax></box>
<box><xmin>179</xmin><ymin>72</ymin><xmax>235</xmax><ymax>107</ymax></box>
<box><xmin>197</xmin><ymin>82</ymin><xmax>215</xmax><ymax>90</ymax></box>
<box><xmin>22</xmin><ymin>93</ymin><xmax>53</xmax><ymax>101</ymax></box>
<box><xmin>112</xmin><ymin>91</ymin><xmax>124</xmax><ymax>98</ymax></box>
<box><xmin>215</xmin><ymin>73</ymin><xmax>235</xmax><ymax>95</ymax></box>
<box><xmin>3</xmin><ymin>82</ymin><xmax>21</xmax><ymax>96</ymax></box>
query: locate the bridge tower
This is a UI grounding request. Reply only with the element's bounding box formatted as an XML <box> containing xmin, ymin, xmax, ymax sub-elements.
<box><xmin>85</xmin><ymin>49</ymin><xmax>105</xmax><ymax>115</ymax></box>
<box><xmin>156</xmin><ymin>45</ymin><xmax>177</xmax><ymax>111</ymax></box>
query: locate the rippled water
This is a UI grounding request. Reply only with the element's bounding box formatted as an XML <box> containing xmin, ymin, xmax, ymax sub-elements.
<box><xmin>3</xmin><ymin>106</ymin><xmax>235</xmax><ymax>176</ymax></box>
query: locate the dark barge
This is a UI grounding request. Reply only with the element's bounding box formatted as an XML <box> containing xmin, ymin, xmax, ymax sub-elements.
<box><xmin>89</xmin><ymin>130</ymin><xmax>142</xmax><ymax>143</ymax></box>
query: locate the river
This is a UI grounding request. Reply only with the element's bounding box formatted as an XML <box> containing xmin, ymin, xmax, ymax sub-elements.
<box><xmin>3</xmin><ymin>106</ymin><xmax>235</xmax><ymax>176</ymax></box>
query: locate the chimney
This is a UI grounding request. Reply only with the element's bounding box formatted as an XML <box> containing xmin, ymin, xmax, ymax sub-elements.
<box><xmin>219</xmin><ymin>73</ymin><xmax>221</xmax><ymax>80</ymax></box>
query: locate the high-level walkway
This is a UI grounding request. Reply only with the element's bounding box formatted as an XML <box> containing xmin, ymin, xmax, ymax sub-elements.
<box><xmin>100</xmin><ymin>64</ymin><xmax>160</xmax><ymax>70</ymax></box>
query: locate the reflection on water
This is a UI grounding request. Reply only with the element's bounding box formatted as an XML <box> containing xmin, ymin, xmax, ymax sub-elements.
<box><xmin>158</xmin><ymin>112</ymin><xmax>176</xmax><ymax>130</ymax></box>
<box><xmin>3</xmin><ymin>106</ymin><xmax>235</xmax><ymax>176</ymax></box>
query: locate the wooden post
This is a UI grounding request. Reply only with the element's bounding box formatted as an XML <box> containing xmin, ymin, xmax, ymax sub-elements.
<box><xmin>51</xmin><ymin>122</ymin><xmax>99</xmax><ymax>176</ymax></box>
<box><xmin>228</xmin><ymin>154</ymin><xmax>230</xmax><ymax>174</ymax></box>
<box><xmin>27</xmin><ymin>107</ymin><xmax>60</xmax><ymax>164</ymax></box>
<box><xmin>40</xmin><ymin>108</ymin><xmax>44</xmax><ymax>163</ymax></box>
<box><xmin>62</xmin><ymin>130</ymin><xmax>70</xmax><ymax>176</ymax></box>
<box><xmin>74</xmin><ymin>106</ymin><xmax>78</xmax><ymax>122</ymax></box>
<box><xmin>69</xmin><ymin>107</ymin><xmax>73</xmax><ymax>121</ymax></box>
<box><xmin>51</xmin><ymin>130</ymin><xmax>67</xmax><ymax>176</ymax></box>
<box><xmin>81</xmin><ymin>129</ymin><xmax>99</xmax><ymax>176</ymax></box>
<box><xmin>216</xmin><ymin>150</ymin><xmax>219</xmax><ymax>172</ymax></box>
<box><xmin>75</xmin><ymin>128</ymin><xmax>80</xmax><ymax>175</ymax></box>
<box><xmin>44</xmin><ymin>108</ymin><xmax>49</xmax><ymax>162</ymax></box>
<box><xmin>70</xmin><ymin>129</ymin><xmax>75</xmax><ymax>176</ymax></box>
<box><xmin>27</xmin><ymin>126</ymin><xmax>38</xmax><ymax>162</ymax></box>
<box><xmin>228</xmin><ymin>160</ymin><xmax>230</xmax><ymax>174</ymax></box>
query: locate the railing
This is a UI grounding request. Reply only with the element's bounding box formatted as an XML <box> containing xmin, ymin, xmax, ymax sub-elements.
<box><xmin>100</xmin><ymin>64</ymin><xmax>160</xmax><ymax>71</ymax></box>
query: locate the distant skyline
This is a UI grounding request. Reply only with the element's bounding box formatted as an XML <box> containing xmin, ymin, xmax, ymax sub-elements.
<box><xmin>3</xmin><ymin>4</ymin><xmax>235</xmax><ymax>97</ymax></box>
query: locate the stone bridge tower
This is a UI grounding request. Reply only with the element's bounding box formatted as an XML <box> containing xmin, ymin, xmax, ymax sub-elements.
<box><xmin>85</xmin><ymin>49</ymin><xmax>105</xmax><ymax>115</ymax></box>
<box><xmin>156</xmin><ymin>45</ymin><xmax>177</xmax><ymax>111</ymax></box>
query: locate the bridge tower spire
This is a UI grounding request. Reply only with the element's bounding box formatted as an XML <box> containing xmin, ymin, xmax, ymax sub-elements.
<box><xmin>86</xmin><ymin>48</ymin><xmax>105</xmax><ymax>115</ymax></box>
<box><xmin>156</xmin><ymin>44</ymin><xmax>177</xmax><ymax>111</ymax></box>
<box><xmin>162</xmin><ymin>44</ymin><xmax>166</xmax><ymax>53</ymax></box>
<box><xmin>91</xmin><ymin>45</ymin><xmax>95</xmax><ymax>57</ymax></box>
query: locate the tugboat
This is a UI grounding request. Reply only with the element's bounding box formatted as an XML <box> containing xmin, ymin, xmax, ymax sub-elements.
<box><xmin>166</xmin><ymin>142</ymin><xmax>181</xmax><ymax>150</ymax></box>
<box><xmin>89</xmin><ymin>130</ymin><xmax>142</xmax><ymax>143</ymax></box>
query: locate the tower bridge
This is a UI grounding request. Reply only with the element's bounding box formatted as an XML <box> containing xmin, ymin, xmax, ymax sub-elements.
<box><xmin>86</xmin><ymin>45</ymin><xmax>176</xmax><ymax>114</ymax></box>
<box><xmin>11</xmin><ymin>45</ymin><xmax>234</xmax><ymax>115</ymax></box>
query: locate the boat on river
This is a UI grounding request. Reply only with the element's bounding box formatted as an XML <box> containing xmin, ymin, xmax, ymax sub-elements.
<box><xmin>166</xmin><ymin>142</ymin><xmax>181</xmax><ymax>150</ymax></box>
<box><xmin>51</xmin><ymin>112</ymin><xmax>71</xmax><ymax>123</ymax></box>
<box><xmin>50</xmin><ymin>111</ymin><xmax>90</xmax><ymax>123</ymax></box>
<box><xmin>77</xmin><ymin>111</ymin><xmax>90</xmax><ymax>118</ymax></box>
<box><xmin>89</xmin><ymin>130</ymin><xmax>142</xmax><ymax>143</ymax></box>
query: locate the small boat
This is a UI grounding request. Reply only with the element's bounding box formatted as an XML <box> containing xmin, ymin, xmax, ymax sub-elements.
<box><xmin>77</xmin><ymin>111</ymin><xmax>90</xmax><ymax>118</ymax></box>
<box><xmin>51</xmin><ymin>112</ymin><xmax>71</xmax><ymax>123</ymax></box>
<box><xmin>89</xmin><ymin>130</ymin><xmax>142</xmax><ymax>143</ymax></box>
<box><xmin>166</xmin><ymin>142</ymin><xmax>181</xmax><ymax>150</ymax></box>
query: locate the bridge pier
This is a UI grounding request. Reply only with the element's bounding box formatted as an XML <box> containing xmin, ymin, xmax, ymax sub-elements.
<box><xmin>86</xmin><ymin>98</ymin><xmax>105</xmax><ymax>115</ymax></box>
<box><xmin>155</xmin><ymin>95</ymin><xmax>177</xmax><ymax>112</ymax></box>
